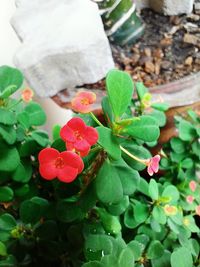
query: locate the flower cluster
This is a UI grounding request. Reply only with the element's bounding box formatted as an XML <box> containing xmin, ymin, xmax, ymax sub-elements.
<box><xmin>38</xmin><ymin>117</ymin><xmax>98</xmax><ymax>183</ymax></box>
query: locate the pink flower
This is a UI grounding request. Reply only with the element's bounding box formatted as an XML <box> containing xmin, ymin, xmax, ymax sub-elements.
<box><xmin>147</xmin><ymin>155</ymin><xmax>160</xmax><ymax>176</ymax></box>
<box><xmin>71</xmin><ymin>91</ymin><xmax>96</xmax><ymax>113</ymax></box>
<box><xmin>38</xmin><ymin>148</ymin><xmax>84</xmax><ymax>183</ymax></box>
<box><xmin>60</xmin><ymin>117</ymin><xmax>98</xmax><ymax>157</ymax></box>
<box><xmin>189</xmin><ymin>180</ymin><xmax>197</xmax><ymax>192</ymax></box>
<box><xmin>186</xmin><ymin>195</ymin><xmax>194</xmax><ymax>204</ymax></box>
<box><xmin>195</xmin><ymin>205</ymin><xmax>200</xmax><ymax>216</ymax></box>
<box><xmin>21</xmin><ymin>88</ymin><xmax>34</xmax><ymax>102</ymax></box>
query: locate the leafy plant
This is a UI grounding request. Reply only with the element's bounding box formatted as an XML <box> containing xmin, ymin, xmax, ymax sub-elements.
<box><xmin>0</xmin><ymin>67</ymin><xmax>199</xmax><ymax>267</ymax></box>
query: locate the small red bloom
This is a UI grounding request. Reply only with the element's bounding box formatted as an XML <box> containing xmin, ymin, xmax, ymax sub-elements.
<box><xmin>189</xmin><ymin>180</ymin><xmax>197</xmax><ymax>192</ymax></box>
<box><xmin>21</xmin><ymin>88</ymin><xmax>34</xmax><ymax>102</ymax></box>
<box><xmin>71</xmin><ymin>91</ymin><xmax>96</xmax><ymax>113</ymax></box>
<box><xmin>147</xmin><ymin>155</ymin><xmax>160</xmax><ymax>176</ymax></box>
<box><xmin>38</xmin><ymin>148</ymin><xmax>84</xmax><ymax>183</ymax></box>
<box><xmin>186</xmin><ymin>195</ymin><xmax>194</xmax><ymax>204</ymax></box>
<box><xmin>60</xmin><ymin>117</ymin><xmax>98</xmax><ymax>157</ymax></box>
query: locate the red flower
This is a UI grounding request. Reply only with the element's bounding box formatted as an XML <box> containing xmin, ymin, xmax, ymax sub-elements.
<box><xmin>21</xmin><ymin>88</ymin><xmax>34</xmax><ymax>102</ymax></box>
<box><xmin>186</xmin><ymin>195</ymin><xmax>194</xmax><ymax>204</ymax></box>
<box><xmin>38</xmin><ymin>148</ymin><xmax>84</xmax><ymax>183</ymax></box>
<box><xmin>60</xmin><ymin>117</ymin><xmax>98</xmax><ymax>157</ymax></box>
<box><xmin>71</xmin><ymin>91</ymin><xmax>96</xmax><ymax>113</ymax></box>
<box><xmin>147</xmin><ymin>155</ymin><xmax>160</xmax><ymax>176</ymax></box>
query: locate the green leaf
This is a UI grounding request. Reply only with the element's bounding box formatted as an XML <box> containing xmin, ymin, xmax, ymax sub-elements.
<box><xmin>56</xmin><ymin>200</ymin><xmax>84</xmax><ymax>223</ymax></box>
<box><xmin>162</xmin><ymin>185</ymin><xmax>180</xmax><ymax>204</ymax></box>
<box><xmin>0</xmin><ymin>124</ymin><xmax>16</xmax><ymax>144</ymax></box>
<box><xmin>101</xmin><ymin>96</ymin><xmax>114</xmax><ymax>124</ymax></box>
<box><xmin>95</xmin><ymin>160</ymin><xmax>123</xmax><ymax>204</ymax></box>
<box><xmin>152</xmin><ymin>206</ymin><xmax>167</xmax><ymax>225</ymax></box>
<box><xmin>118</xmin><ymin>247</ymin><xmax>135</xmax><ymax>267</ymax></box>
<box><xmin>0</xmin><ymin>241</ymin><xmax>7</xmax><ymax>256</ymax></box>
<box><xmin>0</xmin><ymin>143</ymin><xmax>20</xmax><ymax>172</ymax></box>
<box><xmin>113</xmin><ymin>159</ymin><xmax>140</xmax><ymax>195</ymax></box>
<box><xmin>181</xmin><ymin>158</ymin><xmax>193</xmax><ymax>169</ymax></box>
<box><xmin>12</xmin><ymin>160</ymin><xmax>32</xmax><ymax>183</ymax></box>
<box><xmin>0</xmin><ymin>108</ymin><xmax>16</xmax><ymax>125</ymax></box>
<box><xmin>101</xmin><ymin>255</ymin><xmax>118</xmax><ymax>266</ymax></box>
<box><xmin>178</xmin><ymin>120</ymin><xmax>196</xmax><ymax>141</ymax></box>
<box><xmin>0</xmin><ymin>186</ymin><xmax>14</xmax><ymax>202</ymax></box>
<box><xmin>147</xmin><ymin>240</ymin><xmax>164</xmax><ymax>259</ymax></box>
<box><xmin>0</xmin><ymin>214</ymin><xmax>16</xmax><ymax>231</ymax></box>
<box><xmin>134</xmin><ymin>202</ymin><xmax>149</xmax><ymax>224</ymax></box>
<box><xmin>14</xmin><ymin>184</ymin><xmax>30</xmax><ymax>197</ymax></box>
<box><xmin>107</xmin><ymin>196</ymin><xmax>129</xmax><ymax>216</ymax></box>
<box><xmin>170</xmin><ymin>137</ymin><xmax>185</xmax><ymax>154</ymax></box>
<box><xmin>31</xmin><ymin>130</ymin><xmax>49</xmax><ymax>147</ymax></box>
<box><xmin>106</xmin><ymin>69</ymin><xmax>134</xmax><ymax>119</ymax></box>
<box><xmin>20</xmin><ymin>199</ymin><xmax>42</xmax><ymax>224</ymax></box>
<box><xmin>121</xmin><ymin>115</ymin><xmax>160</xmax><ymax>142</ymax></box>
<box><xmin>122</xmin><ymin>143</ymin><xmax>151</xmax><ymax>171</ymax></box>
<box><xmin>17</xmin><ymin>111</ymin><xmax>30</xmax><ymax>129</ymax></box>
<box><xmin>128</xmin><ymin>240</ymin><xmax>143</xmax><ymax>260</ymax></box>
<box><xmin>0</xmin><ymin>66</ymin><xmax>23</xmax><ymax>94</ymax></box>
<box><xmin>19</xmin><ymin>138</ymin><xmax>39</xmax><ymax>157</ymax></box>
<box><xmin>97</xmin><ymin>126</ymin><xmax>121</xmax><ymax>160</ymax></box>
<box><xmin>52</xmin><ymin>124</ymin><xmax>61</xmax><ymax>140</ymax></box>
<box><xmin>151</xmin><ymin>250</ymin><xmax>171</xmax><ymax>267</ymax></box>
<box><xmin>171</xmin><ymin>247</ymin><xmax>193</xmax><ymax>267</ymax></box>
<box><xmin>97</xmin><ymin>208</ymin><xmax>121</xmax><ymax>235</ymax></box>
<box><xmin>24</xmin><ymin>101</ymin><xmax>46</xmax><ymax>126</ymax></box>
<box><xmin>136</xmin><ymin>82</ymin><xmax>148</xmax><ymax>100</ymax></box>
<box><xmin>149</xmin><ymin>179</ymin><xmax>159</xmax><ymax>200</ymax></box>
<box><xmin>151</xmin><ymin>102</ymin><xmax>169</xmax><ymax>112</ymax></box>
<box><xmin>85</xmin><ymin>234</ymin><xmax>113</xmax><ymax>258</ymax></box>
<box><xmin>124</xmin><ymin>204</ymin><xmax>140</xmax><ymax>229</ymax></box>
<box><xmin>150</xmin><ymin>110</ymin><xmax>166</xmax><ymax>127</ymax></box>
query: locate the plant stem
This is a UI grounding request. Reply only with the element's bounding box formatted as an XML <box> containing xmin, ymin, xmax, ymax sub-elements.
<box><xmin>89</xmin><ymin>112</ymin><xmax>104</xmax><ymax>127</ymax></box>
<box><xmin>120</xmin><ymin>145</ymin><xmax>148</xmax><ymax>166</ymax></box>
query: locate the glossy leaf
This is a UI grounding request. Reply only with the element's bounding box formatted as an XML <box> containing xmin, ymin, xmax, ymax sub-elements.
<box><xmin>106</xmin><ymin>69</ymin><xmax>134</xmax><ymax>119</ymax></box>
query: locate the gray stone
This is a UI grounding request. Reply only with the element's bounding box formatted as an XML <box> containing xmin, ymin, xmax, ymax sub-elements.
<box><xmin>11</xmin><ymin>0</ymin><xmax>114</xmax><ymax>97</ymax></box>
<box><xmin>149</xmin><ymin>0</ymin><xmax>194</xmax><ymax>15</ymax></box>
<box><xmin>135</xmin><ymin>0</ymin><xmax>149</xmax><ymax>10</ymax></box>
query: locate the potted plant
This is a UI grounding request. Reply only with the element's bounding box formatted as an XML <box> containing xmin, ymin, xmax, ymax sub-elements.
<box><xmin>0</xmin><ymin>66</ymin><xmax>199</xmax><ymax>267</ymax></box>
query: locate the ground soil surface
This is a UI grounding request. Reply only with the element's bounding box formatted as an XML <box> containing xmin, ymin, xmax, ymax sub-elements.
<box><xmin>86</xmin><ymin>7</ymin><xmax>200</xmax><ymax>90</ymax></box>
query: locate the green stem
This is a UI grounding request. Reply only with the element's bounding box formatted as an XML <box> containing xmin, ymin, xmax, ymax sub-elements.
<box><xmin>89</xmin><ymin>112</ymin><xmax>104</xmax><ymax>127</ymax></box>
<box><xmin>120</xmin><ymin>145</ymin><xmax>148</xmax><ymax>165</ymax></box>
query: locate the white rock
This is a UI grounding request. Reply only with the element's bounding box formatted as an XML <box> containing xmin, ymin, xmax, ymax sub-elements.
<box><xmin>11</xmin><ymin>0</ymin><xmax>114</xmax><ymax>97</ymax></box>
<box><xmin>149</xmin><ymin>0</ymin><xmax>194</xmax><ymax>15</ymax></box>
<box><xmin>135</xmin><ymin>0</ymin><xmax>150</xmax><ymax>11</ymax></box>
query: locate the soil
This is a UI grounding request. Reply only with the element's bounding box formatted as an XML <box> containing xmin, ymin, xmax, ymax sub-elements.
<box><xmin>52</xmin><ymin>7</ymin><xmax>200</xmax><ymax>108</ymax></box>
<box><xmin>85</xmin><ymin>7</ymin><xmax>200</xmax><ymax>89</ymax></box>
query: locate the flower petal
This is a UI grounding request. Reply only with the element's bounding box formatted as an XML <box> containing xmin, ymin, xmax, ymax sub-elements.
<box><xmin>60</xmin><ymin>124</ymin><xmax>76</xmax><ymax>142</ymax></box>
<box><xmin>147</xmin><ymin>165</ymin><xmax>154</xmax><ymax>176</ymax></box>
<box><xmin>39</xmin><ymin>163</ymin><xmax>57</xmax><ymax>180</ymax></box>
<box><xmin>61</xmin><ymin>151</ymin><xmax>84</xmax><ymax>173</ymax></box>
<box><xmin>67</xmin><ymin>117</ymin><xmax>86</xmax><ymax>133</ymax></box>
<box><xmin>76</xmin><ymin>91</ymin><xmax>96</xmax><ymax>103</ymax></box>
<box><xmin>38</xmin><ymin>148</ymin><xmax>59</xmax><ymax>164</ymax></box>
<box><xmin>71</xmin><ymin>97</ymin><xmax>92</xmax><ymax>114</ymax></box>
<box><xmin>57</xmin><ymin>166</ymin><xmax>78</xmax><ymax>183</ymax></box>
<box><xmin>84</xmin><ymin>126</ymin><xmax>99</xmax><ymax>145</ymax></box>
<box><xmin>74</xmin><ymin>139</ymin><xmax>90</xmax><ymax>152</ymax></box>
